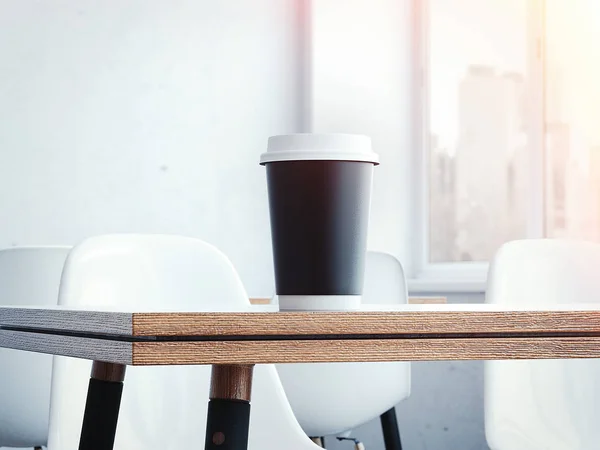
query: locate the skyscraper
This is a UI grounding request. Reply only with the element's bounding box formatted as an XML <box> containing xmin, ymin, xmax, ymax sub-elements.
<box><xmin>454</xmin><ymin>65</ymin><xmax>527</xmax><ymax>261</ymax></box>
<box><xmin>429</xmin><ymin>134</ymin><xmax>456</xmax><ymax>262</ymax></box>
<box><xmin>545</xmin><ymin>122</ymin><xmax>570</xmax><ymax>236</ymax></box>
<box><xmin>590</xmin><ymin>146</ymin><xmax>600</xmax><ymax>241</ymax></box>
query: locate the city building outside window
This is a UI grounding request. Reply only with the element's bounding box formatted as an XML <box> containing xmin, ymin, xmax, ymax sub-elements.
<box><xmin>420</xmin><ymin>0</ymin><xmax>600</xmax><ymax>284</ymax></box>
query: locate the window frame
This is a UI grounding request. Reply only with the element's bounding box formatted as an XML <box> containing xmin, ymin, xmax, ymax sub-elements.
<box><xmin>409</xmin><ymin>0</ymin><xmax>547</xmax><ymax>293</ymax></box>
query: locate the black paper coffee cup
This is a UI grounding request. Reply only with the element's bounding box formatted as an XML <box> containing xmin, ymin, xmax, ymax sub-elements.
<box><xmin>260</xmin><ymin>134</ymin><xmax>379</xmax><ymax>311</ymax></box>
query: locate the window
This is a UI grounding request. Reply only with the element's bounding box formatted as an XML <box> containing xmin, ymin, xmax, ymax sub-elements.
<box><xmin>545</xmin><ymin>0</ymin><xmax>600</xmax><ymax>242</ymax></box>
<box><xmin>307</xmin><ymin>0</ymin><xmax>600</xmax><ymax>289</ymax></box>
<box><xmin>426</xmin><ymin>0</ymin><xmax>534</xmax><ymax>265</ymax></box>
<box><xmin>421</xmin><ymin>0</ymin><xmax>600</xmax><ymax>284</ymax></box>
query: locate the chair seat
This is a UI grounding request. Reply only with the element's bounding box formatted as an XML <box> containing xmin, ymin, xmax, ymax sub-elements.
<box><xmin>485</xmin><ymin>239</ymin><xmax>600</xmax><ymax>450</ymax></box>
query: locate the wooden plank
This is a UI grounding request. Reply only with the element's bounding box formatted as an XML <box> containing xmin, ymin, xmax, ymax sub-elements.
<box><xmin>249</xmin><ymin>297</ymin><xmax>449</xmax><ymax>305</ymax></box>
<box><xmin>2</xmin><ymin>305</ymin><xmax>600</xmax><ymax>364</ymax></box>
<box><xmin>0</xmin><ymin>307</ymin><xmax>132</xmax><ymax>335</ymax></box>
<box><xmin>0</xmin><ymin>329</ymin><xmax>132</xmax><ymax>364</ymax></box>
<box><xmin>249</xmin><ymin>298</ymin><xmax>272</xmax><ymax>305</ymax></box>
<box><xmin>408</xmin><ymin>297</ymin><xmax>447</xmax><ymax>304</ymax></box>
<box><xmin>3</xmin><ymin>305</ymin><xmax>600</xmax><ymax>339</ymax></box>
<box><xmin>2</xmin><ymin>327</ymin><xmax>597</xmax><ymax>365</ymax></box>
<box><xmin>131</xmin><ymin>309</ymin><xmax>600</xmax><ymax>337</ymax></box>
<box><xmin>131</xmin><ymin>336</ymin><xmax>600</xmax><ymax>365</ymax></box>
<box><xmin>2</xmin><ymin>326</ymin><xmax>599</xmax><ymax>365</ymax></box>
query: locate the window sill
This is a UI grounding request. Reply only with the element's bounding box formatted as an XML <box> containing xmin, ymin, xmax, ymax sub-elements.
<box><xmin>407</xmin><ymin>277</ymin><xmax>487</xmax><ymax>294</ymax></box>
<box><xmin>408</xmin><ymin>262</ymin><xmax>489</xmax><ymax>294</ymax></box>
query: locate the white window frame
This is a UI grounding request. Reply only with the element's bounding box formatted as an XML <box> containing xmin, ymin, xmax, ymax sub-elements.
<box><xmin>409</xmin><ymin>0</ymin><xmax>547</xmax><ymax>293</ymax></box>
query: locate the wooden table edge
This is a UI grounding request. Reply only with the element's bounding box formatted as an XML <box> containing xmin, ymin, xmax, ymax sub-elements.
<box><xmin>130</xmin><ymin>336</ymin><xmax>600</xmax><ymax>365</ymax></box>
<box><xmin>130</xmin><ymin>310</ymin><xmax>600</xmax><ymax>337</ymax></box>
<box><xmin>2</xmin><ymin>326</ymin><xmax>600</xmax><ymax>365</ymax></box>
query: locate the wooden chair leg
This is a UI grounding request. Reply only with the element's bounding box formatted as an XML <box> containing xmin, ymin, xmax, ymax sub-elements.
<box><xmin>205</xmin><ymin>364</ymin><xmax>254</xmax><ymax>450</ymax></box>
<box><xmin>380</xmin><ymin>407</ymin><xmax>402</xmax><ymax>450</ymax></box>
<box><xmin>78</xmin><ymin>361</ymin><xmax>126</xmax><ymax>450</ymax></box>
<box><xmin>310</xmin><ymin>436</ymin><xmax>325</xmax><ymax>447</ymax></box>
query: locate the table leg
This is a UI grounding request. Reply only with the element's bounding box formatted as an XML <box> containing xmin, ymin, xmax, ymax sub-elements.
<box><xmin>78</xmin><ymin>361</ymin><xmax>126</xmax><ymax>450</ymax></box>
<box><xmin>380</xmin><ymin>407</ymin><xmax>402</xmax><ymax>450</ymax></box>
<box><xmin>205</xmin><ymin>364</ymin><xmax>254</xmax><ymax>450</ymax></box>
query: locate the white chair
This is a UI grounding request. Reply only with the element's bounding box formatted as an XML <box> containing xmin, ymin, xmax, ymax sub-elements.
<box><xmin>485</xmin><ymin>239</ymin><xmax>600</xmax><ymax>450</ymax></box>
<box><xmin>276</xmin><ymin>251</ymin><xmax>411</xmax><ymax>446</ymax></box>
<box><xmin>46</xmin><ymin>234</ymin><xmax>320</xmax><ymax>450</ymax></box>
<box><xmin>0</xmin><ymin>246</ymin><xmax>71</xmax><ymax>449</ymax></box>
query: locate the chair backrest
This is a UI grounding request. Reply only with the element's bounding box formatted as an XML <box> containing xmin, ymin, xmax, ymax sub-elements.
<box><xmin>363</xmin><ymin>251</ymin><xmax>408</xmax><ymax>305</ymax></box>
<box><xmin>47</xmin><ymin>234</ymin><xmax>318</xmax><ymax>450</ymax></box>
<box><xmin>276</xmin><ymin>250</ymin><xmax>411</xmax><ymax>437</ymax></box>
<box><xmin>485</xmin><ymin>239</ymin><xmax>600</xmax><ymax>450</ymax></box>
<box><xmin>0</xmin><ymin>246</ymin><xmax>71</xmax><ymax>447</ymax></box>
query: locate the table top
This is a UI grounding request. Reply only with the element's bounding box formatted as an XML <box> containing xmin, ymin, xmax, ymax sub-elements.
<box><xmin>1</xmin><ymin>303</ymin><xmax>599</xmax><ymax>366</ymax></box>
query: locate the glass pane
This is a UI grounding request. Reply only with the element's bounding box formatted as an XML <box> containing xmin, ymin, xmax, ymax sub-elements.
<box><xmin>428</xmin><ymin>0</ymin><xmax>531</xmax><ymax>262</ymax></box>
<box><xmin>545</xmin><ymin>0</ymin><xmax>600</xmax><ymax>241</ymax></box>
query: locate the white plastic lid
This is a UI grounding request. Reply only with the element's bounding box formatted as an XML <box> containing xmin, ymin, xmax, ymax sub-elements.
<box><xmin>260</xmin><ymin>133</ymin><xmax>379</xmax><ymax>165</ymax></box>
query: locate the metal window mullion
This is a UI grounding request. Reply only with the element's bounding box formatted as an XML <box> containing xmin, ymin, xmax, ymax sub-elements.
<box><xmin>527</xmin><ymin>0</ymin><xmax>547</xmax><ymax>239</ymax></box>
<box><xmin>413</xmin><ymin>0</ymin><xmax>430</xmax><ymax>275</ymax></box>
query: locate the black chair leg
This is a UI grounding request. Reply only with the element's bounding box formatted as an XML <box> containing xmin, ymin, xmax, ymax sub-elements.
<box><xmin>380</xmin><ymin>407</ymin><xmax>402</xmax><ymax>450</ymax></box>
<box><xmin>78</xmin><ymin>362</ymin><xmax>126</xmax><ymax>450</ymax></box>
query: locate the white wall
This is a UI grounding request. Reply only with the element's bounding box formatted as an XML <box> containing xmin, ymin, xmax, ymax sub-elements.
<box><xmin>0</xmin><ymin>0</ymin><xmax>302</xmax><ymax>295</ymax></box>
<box><xmin>0</xmin><ymin>0</ymin><xmax>418</xmax><ymax>296</ymax></box>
